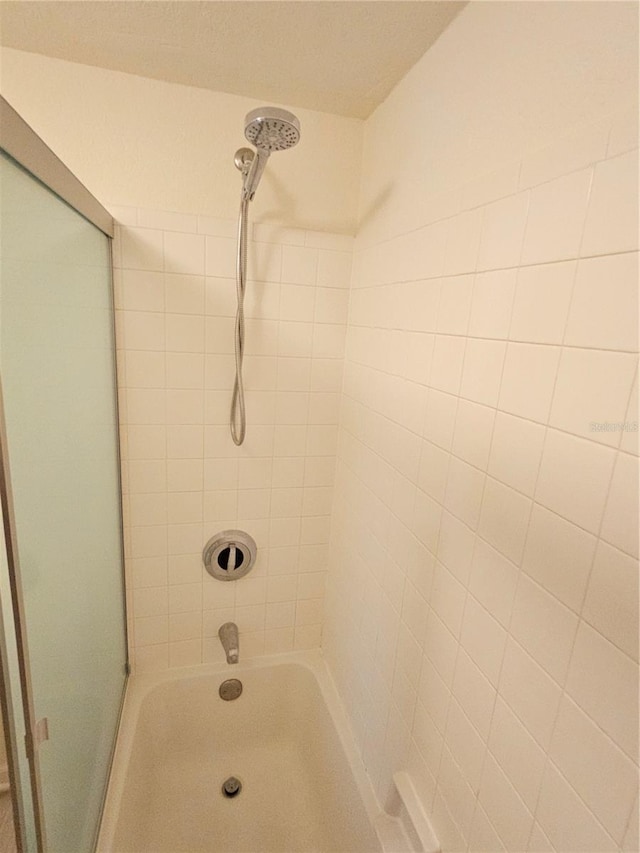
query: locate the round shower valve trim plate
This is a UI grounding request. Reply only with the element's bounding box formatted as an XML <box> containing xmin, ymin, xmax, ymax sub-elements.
<box><xmin>203</xmin><ymin>530</ymin><xmax>257</xmax><ymax>581</ymax></box>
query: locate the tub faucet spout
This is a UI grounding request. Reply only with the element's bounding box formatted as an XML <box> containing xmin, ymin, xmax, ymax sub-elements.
<box><xmin>218</xmin><ymin>622</ymin><xmax>239</xmax><ymax>664</ymax></box>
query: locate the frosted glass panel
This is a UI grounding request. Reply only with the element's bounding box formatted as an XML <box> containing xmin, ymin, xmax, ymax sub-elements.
<box><xmin>0</xmin><ymin>151</ymin><xmax>126</xmax><ymax>852</ymax></box>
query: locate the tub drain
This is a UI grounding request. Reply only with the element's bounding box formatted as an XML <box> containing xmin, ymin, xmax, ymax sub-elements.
<box><xmin>219</xmin><ymin>678</ymin><xmax>243</xmax><ymax>701</ymax></box>
<box><xmin>222</xmin><ymin>776</ymin><xmax>242</xmax><ymax>798</ymax></box>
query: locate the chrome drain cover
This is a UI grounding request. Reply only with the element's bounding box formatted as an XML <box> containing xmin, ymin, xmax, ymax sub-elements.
<box><xmin>219</xmin><ymin>678</ymin><xmax>243</xmax><ymax>701</ymax></box>
<box><xmin>222</xmin><ymin>776</ymin><xmax>242</xmax><ymax>798</ymax></box>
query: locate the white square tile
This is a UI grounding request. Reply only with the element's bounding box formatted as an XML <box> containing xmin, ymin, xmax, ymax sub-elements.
<box><xmin>126</xmin><ymin>351</ymin><xmax>165</xmax><ymax>389</ymax></box>
<box><xmin>477</xmin><ymin>191</ymin><xmax>529</xmax><ymax>271</ymax></box>
<box><xmin>460</xmin><ymin>339</ymin><xmax>506</xmax><ymax>407</ymax></box>
<box><xmin>437</xmin><ymin>511</ymin><xmax>475</xmax><ymax>585</ymax></box>
<box><xmin>499</xmin><ymin>639</ymin><xmax>562</xmax><ymax>750</ymax></box>
<box><xmin>165</xmin><ymin>273</ymin><xmax>205</xmax><ymax>315</ymax></box>
<box><xmin>424</xmin><ymin>388</ymin><xmax>458</xmax><ymax>450</ymax></box>
<box><xmin>126</xmin><ymin>389</ymin><xmax>165</xmax><ymax>425</ymax></box>
<box><xmin>121</xmin><ymin>227</ymin><xmax>164</xmax><ymax>271</ymax></box>
<box><xmin>135</xmin><ymin>615</ymin><xmax>168</xmax><ymax>646</ymax></box>
<box><xmin>166</xmin><ymin>390</ymin><xmax>203</xmax><ymax>425</ymax></box>
<box><xmin>205</xmin><ymin>276</ymin><xmax>236</xmax><ymax>318</ymax></box>
<box><xmin>280</xmin><ymin>284</ymin><xmax>315</xmax><ymax>322</ymax></box>
<box><xmin>444</xmin><ymin>700</ymin><xmax>487</xmax><ymax>792</ymax></box>
<box><xmin>583</xmin><ymin>542</ymin><xmax>638</xmax><ymax>661</ymax></box>
<box><xmin>452</xmin><ymin>399</ymin><xmax>495</xmax><ymax>470</ymax></box>
<box><xmin>479</xmin><ymin>477</ymin><xmax>531</xmax><ymax>564</ymax></box>
<box><xmin>429</xmin><ymin>335</ymin><xmax>466</xmax><ymax>395</ymax></box>
<box><xmin>521</xmin><ymin>169</ymin><xmax>592</xmax><ymax>265</ymax></box>
<box><xmin>498</xmin><ymin>343</ymin><xmax>560</xmax><ymax>423</ymax></box>
<box><xmin>418</xmin><ymin>655</ymin><xmax>450</xmax><ymax>735</ymax></box>
<box><xmin>452</xmin><ymin>649</ymin><xmax>496</xmax><ymax>741</ymax></box>
<box><xmin>510</xmin><ymin>574</ymin><xmax>579</xmax><ymax>684</ymax></box>
<box><xmin>582</xmin><ymin>150</ymin><xmax>639</xmax><ymax>256</ymax></box>
<box><xmin>169</xmin><ymin>611</ymin><xmax>202</xmax><ymax>642</ymax></box>
<box><xmin>601</xmin><ymin>451</ymin><xmax>639</xmax><ymax>558</ymax></box>
<box><xmin>536</xmin><ymin>761</ymin><xmax>617</xmax><ymax>853</ymax></box>
<box><xmin>488</xmin><ymin>412</ymin><xmax>545</xmax><ymax>497</ymax></box>
<box><xmin>468</xmin><ymin>269</ymin><xmax>517</xmax><ymax>340</ymax></box>
<box><xmin>412</xmin><ymin>697</ymin><xmax>445</xmax><ymax>770</ymax></box>
<box><xmin>128</xmin><ymin>460</ymin><xmax>166</xmax><ymax>493</ymax></box>
<box><xmin>622</xmin><ymin>796</ymin><xmax>639</xmax><ymax>853</ymax></box>
<box><xmin>122</xmin><ymin>311</ymin><xmax>165</xmax><ymax>351</ymax></box>
<box><xmin>488</xmin><ymin>698</ymin><xmax>546</xmax><ymax>812</ymax></box>
<box><xmin>130</xmin><ymin>556</ymin><xmax>167</xmax><ymax>589</ymax></box>
<box><xmin>566</xmin><ymin>621</ymin><xmax>638</xmax><ymax>760</ymax></box>
<box><xmin>522</xmin><ymin>504</ymin><xmax>596</xmax><ymax>612</ymax></box>
<box><xmin>550</xmin><ymin>348</ymin><xmax>637</xmax><ymax>446</ymax></box>
<box><xmin>460</xmin><ymin>595</ymin><xmax>506</xmax><ymax>686</ymax></box>
<box><xmin>250</xmin><ymin>242</ymin><xmax>282</xmax><ymax>282</ymax></box>
<box><xmin>468</xmin><ymin>803</ymin><xmax>507</xmax><ymax>853</ymax></box>
<box><xmin>314</xmin><ymin>288</ymin><xmax>350</xmax><ymax>325</ymax></box>
<box><xmin>549</xmin><ymin>695</ymin><xmax>638</xmax><ymax>843</ymax></box>
<box><xmin>281</xmin><ymin>245</ymin><xmax>318</xmax><ymax>285</ymax></box>
<box><xmin>133</xmin><ymin>586</ymin><xmax>168</xmax><ymax>618</ymax></box>
<box><xmin>535</xmin><ymin>429</ymin><xmax>616</xmax><ymax>533</ymax></box>
<box><xmin>205</xmin><ymin>236</ymin><xmax>236</xmax><ymax>278</ymax></box>
<box><xmin>417</xmin><ymin>441</ymin><xmax>450</xmax><ymax>502</ymax></box>
<box><xmin>166</xmin><ymin>353</ymin><xmax>204</xmax><ymax>390</ymax></box>
<box><xmin>431</xmin><ymin>562</ymin><xmax>466</xmax><ymax>637</ymax></box>
<box><xmin>167</xmin><ymin>523</ymin><xmax>203</xmax><ymax>556</ymax></box>
<box><xmin>477</xmin><ymin>752</ymin><xmax>534</xmax><ymax>852</ymax></box>
<box><xmin>166</xmin><ymin>314</ymin><xmax>205</xmax><ymax>353</ymax></box>
<box><xmin>121</xmin><ymin>269</ymin><xmax>164</xmax><ymax>312</ymax></box>
<box><xmin>129</xmin><ymin>493</ymin><xmax>167</xmax><ymax>527</ymax></box>
<box><xmin>444</xmin><ymin>457</ymin><xmax>485</xmax><ymax>530</ymax></box>
<box><xmin>437</xmin><ymin>275</ymin><xmax>474</xmax><ymax>334</ymax></box>
<box><xmin>316</xmin><ymin>250</ymin><xmax>352</xmax><ymax>288</ymax></box>
<box><xmin>469</xmin><ymin>538</ymin><xmax>519</xmax><ymax>628</ymax></box>
<box><xmin>167</xmin><ymin>459</ymin><xmax>203</xmax><ymax>492</ymax></box>
<box><xmin>134</xmin><ymin>644</ymin><xmax>168</xmax><ymax>672</ymax></box>
<box><xmin>565</xmin><ymin>253</ymin><xmax>639</xmax><ymax>351</ymax></box>
<box><xmin>510</xmin><ymin>261</ymin><xmax>576</xmax><ymax>345</ymax></box>
<box><xmin>164</xmin><ymin>231</ymin><xmax>205</xmax><ymax>275</ymax></box>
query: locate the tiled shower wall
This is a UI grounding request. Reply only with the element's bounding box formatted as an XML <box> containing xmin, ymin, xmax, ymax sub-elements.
<box><xmin>324</xmin><ymin>109</ymin><xmax>639</xmax><ymax>853</ymax></box>
<box><xmin>111</xmin><ymin>209</ymin><xmax>352</xmax><ymax>670</ymax></box>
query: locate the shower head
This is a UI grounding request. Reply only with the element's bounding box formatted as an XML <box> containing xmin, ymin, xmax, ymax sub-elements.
<box><xmin>238</xmin><ymin>106</ymin><xmax>301</xmax><ymax>200</ymax></box>
<box><xmin>244</xmin><ymin>107</ymin><xmax>301</xmax><ymax>152</ymax></box>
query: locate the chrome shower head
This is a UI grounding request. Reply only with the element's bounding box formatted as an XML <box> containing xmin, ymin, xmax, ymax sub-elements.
<box><xmin>237</xmin><ymin>106</ymin><xmax>301</xmax><ymax>200</ymax></box>
<box><xmin>244</xmin><ymin>107</ymin><xmax>301</xmax><ymax>152</ymax></box>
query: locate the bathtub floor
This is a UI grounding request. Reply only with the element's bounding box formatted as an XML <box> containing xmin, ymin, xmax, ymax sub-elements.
<box><xmin>116</xmin><ymin>735</ymin><xmax>379</xmax><ymax>852</ymax></box>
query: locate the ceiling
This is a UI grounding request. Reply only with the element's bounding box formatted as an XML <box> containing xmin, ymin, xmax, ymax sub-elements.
<box><xmin>0</xmin><ymin>1</ymin><xmax>465</xmax><ymax>119</ymax></box>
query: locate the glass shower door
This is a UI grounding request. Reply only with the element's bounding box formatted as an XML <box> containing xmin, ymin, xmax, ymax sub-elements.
<box><xmin>0</xmin><ymin>150</ymin><xmax>127</xmax><ymax>851</ymax></box>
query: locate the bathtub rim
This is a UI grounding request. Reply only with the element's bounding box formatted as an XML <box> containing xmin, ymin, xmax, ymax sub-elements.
<box><xmin>96</xmin><ymin>649</ymin><xmax>409</xmax><ymax>853</ymax></box>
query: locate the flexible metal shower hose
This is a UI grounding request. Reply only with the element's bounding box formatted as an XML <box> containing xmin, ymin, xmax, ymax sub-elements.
<box><xmin>230</xmin><ymin>194</ymin><xmax>250</xmax><ymax>445</ymax></box>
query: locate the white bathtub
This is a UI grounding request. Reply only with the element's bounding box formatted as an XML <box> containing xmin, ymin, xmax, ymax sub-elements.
<box><xmin>98</xmin><ymin>651</ymin><xmax>413</xmax><ymax>853</ymax></box>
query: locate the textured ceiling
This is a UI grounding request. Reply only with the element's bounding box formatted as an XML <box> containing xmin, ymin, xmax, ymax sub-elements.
<box><xmin>0</xmin><ymin>1</ymin><xmax>465</xmax><ymax>119</ymax></box>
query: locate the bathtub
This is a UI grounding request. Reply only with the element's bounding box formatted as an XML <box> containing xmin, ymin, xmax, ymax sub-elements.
<box><xmin>98</xmin><ymin>651</ymin><xmax>413</xmax><ymax>853</ymax></box>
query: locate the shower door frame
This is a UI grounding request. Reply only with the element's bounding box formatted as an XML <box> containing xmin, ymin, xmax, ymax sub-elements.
<box><xmin>0</xmin><ymin>95</ymin><xmax>128</xmax><ymax>852</ymax></box>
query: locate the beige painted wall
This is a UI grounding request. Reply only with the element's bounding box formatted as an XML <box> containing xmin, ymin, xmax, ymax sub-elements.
<box><xmin>0</xmin><ymin>47</ymin><xmax>362</xmax><ymax>234</ymax></box>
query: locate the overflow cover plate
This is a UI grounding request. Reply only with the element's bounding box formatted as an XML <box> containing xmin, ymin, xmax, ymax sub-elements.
<box><xmin>203</xmin><ymin>530</ymin><xmax>257</xmax><ymax>581</ymax></box>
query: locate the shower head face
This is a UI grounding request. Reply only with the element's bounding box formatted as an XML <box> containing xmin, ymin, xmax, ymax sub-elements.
<box><xmin>244</xmin><ymin>107</ymin><xmax>301</xmax><ymax>152</ymax></box>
